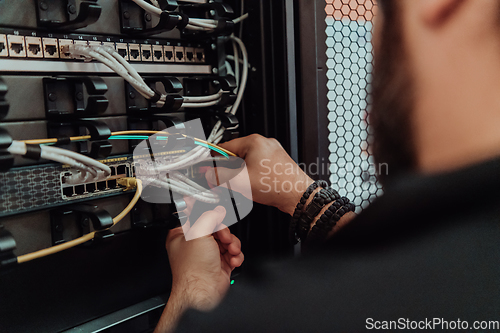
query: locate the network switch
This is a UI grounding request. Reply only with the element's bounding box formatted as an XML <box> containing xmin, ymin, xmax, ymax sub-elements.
<box><xmin>61</xmin><ymin>163</ymin><xmax>132</xmax><ymax>201</ymax></box>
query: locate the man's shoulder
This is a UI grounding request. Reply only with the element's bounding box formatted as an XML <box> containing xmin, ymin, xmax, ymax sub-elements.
<box><xmin>178</xmin><ymin>214</ymin><xmax>500</xmax><ymax>332</ymax></box>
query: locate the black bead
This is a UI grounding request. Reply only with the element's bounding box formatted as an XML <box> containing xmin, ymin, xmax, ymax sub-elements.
<box><xmin>324</xmin><ymin>210</ymin><xmax>333</xmax><ymax>217</ymax></box>
<box><xmin>332</xmin><ymin>213</ymin><xmax>340</xmax><ymax>221</ymax></box>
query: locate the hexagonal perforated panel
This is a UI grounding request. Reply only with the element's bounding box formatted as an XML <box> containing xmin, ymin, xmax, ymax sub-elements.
<box><xmin>325</xmin><ymin>0</ymin><xmax>382</xmax><ymax>211</ymax></box>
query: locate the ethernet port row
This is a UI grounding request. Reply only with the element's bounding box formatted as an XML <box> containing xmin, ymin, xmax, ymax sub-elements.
<box><xmin>0</xmin><ymin>34</ymin><xmax>7</xmax><ymax>57</ymax></box>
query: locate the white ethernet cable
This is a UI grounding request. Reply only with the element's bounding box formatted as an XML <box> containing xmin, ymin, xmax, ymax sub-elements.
<box><xmin>7</xmin><ymin>141</ymin><xmax>111</xmax><ymax>185</ymax></box>
<box><xmin>209</xmin><ymin>35</ymin><xmax>248</xmax><ymax>144</ymax></box>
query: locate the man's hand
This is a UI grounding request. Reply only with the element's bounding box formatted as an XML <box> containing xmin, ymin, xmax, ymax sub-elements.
<box><xmin>206</xmin><ymin>134</ymin><xmax>314</xmax><ymax>215</ymax></box>
<box><xmin>155</xmin><ymin>206</ymin><xmax>244</xmax><ymax>333</ymax></box>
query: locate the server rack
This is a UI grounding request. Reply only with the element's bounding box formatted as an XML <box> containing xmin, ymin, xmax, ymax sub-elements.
<box><xmin>0</xmin><ymin>0</ymin><xmax>298</xmax><ymax>331</ymax></box>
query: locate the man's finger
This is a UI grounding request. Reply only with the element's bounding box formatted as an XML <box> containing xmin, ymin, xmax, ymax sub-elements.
<box><xmin>227</xmin><ymin>234</ymin><xmax>242</xmax><ymax>256</ymax></box>
<box><xmin>228</xmin><ymin>252</ymin><xmax>244</xmax><ymax>268</ymax></box>
<box><xmin>205</xmin><ymin>166</ymin><xmax>252</xmax><ymax>201</ymax></box>
<box><xmin>185</xmin><ymin>206</ymin><xmax>226</xmax><ymax>240</ymax></box>
<box><xmin>217</xmin><ymin>137</ymin><xmax>251</xmax><ymax>159</ymax></box>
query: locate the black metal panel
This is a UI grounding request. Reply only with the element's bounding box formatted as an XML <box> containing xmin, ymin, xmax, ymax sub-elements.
<box><xmin>295</xmin><ymin>0</ymin><xmax>330</xmax><ymax>181</ymax></box>
<box><xmin>0</xmin><ymin>226</ymin><xmax>171</xmax><ymax>333</ymax></box>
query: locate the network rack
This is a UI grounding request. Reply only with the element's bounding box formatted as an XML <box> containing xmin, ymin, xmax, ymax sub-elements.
<box><xmin>0</xmin><ymin>0</ymin><xmax>252</xmax><ymax>331</ymax></box>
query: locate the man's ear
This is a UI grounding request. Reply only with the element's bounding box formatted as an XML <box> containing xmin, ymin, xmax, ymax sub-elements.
<box><xmin>420</xmin><ymin>0</ymin><xmax>466</xmax><ymax>26</ymax></box>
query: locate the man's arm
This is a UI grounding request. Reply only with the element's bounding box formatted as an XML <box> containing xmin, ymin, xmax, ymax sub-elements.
<box><xmin>207</xmin><ymin>134</ymin><xmax>356</xmax><ymax>236</ymax></box>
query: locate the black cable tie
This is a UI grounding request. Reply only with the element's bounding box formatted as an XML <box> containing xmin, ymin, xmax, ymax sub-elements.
<box><xmin>149</xmin><ymin>89</ymin><xmax>163</xmax><ymax>103</ymax></box>
<box><xmin>24</xmin><ymin>144</ymin><xmax>42</xmax><ymax>161</ymax></box>
<box><xmin>56</xmin><ymin>136</ymin><xmax>71</xmax><ymax>146</ymax></box>
<box><xmin>176</xmin><ymin>12</ymin><xmax>189</xmax><ymax>30</ymax></box>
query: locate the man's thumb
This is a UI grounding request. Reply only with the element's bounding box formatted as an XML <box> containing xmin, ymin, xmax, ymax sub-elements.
<box><xmin>185</xmin><ymin>206</ymin><xmax>226</xmax><ymax>240</ymax></box>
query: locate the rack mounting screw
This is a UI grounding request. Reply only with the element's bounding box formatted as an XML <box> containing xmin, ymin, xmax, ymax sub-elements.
<box><xmin>39</xmin><ymin>1</ymin><xmax>48</xmax><ymax>10</ymax></box>
<box><xmin>145</xmin><ymin>13</ymin><xmax>152</xmax><ymax>22</ymax></box>
<box><xmin>67</xmin><ymin>4</ymin><xmax>77</xmax><ymax>14</ymax></box>
<box><xmin>123</xmin><ymin>11</ymin><xmax>131</xmax><ymax>19</ymax></box>
<box><xmin>212</xmin><ymin>68</ymin><xmax>218</xmax><ymax>74</ymax></box>
<box><xmin>48</xmin><ymin>92</ymin><xmax>57</xmax><ymax>102</ymax></box>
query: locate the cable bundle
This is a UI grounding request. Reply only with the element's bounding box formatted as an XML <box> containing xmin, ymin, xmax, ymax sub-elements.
<box><xmin>62</xmin><ymin>44</ymin><xmax>224</xmax><ymax>109</ymax></box>
<box><xmin>132</xmin><ymin>0</ymin><xmax>249</xmax><ymax>32</ymax></box>
<box><xmin>7</xmin><ymin>141</ymin><xmax>111</xmax><ymax>185</ymax></box>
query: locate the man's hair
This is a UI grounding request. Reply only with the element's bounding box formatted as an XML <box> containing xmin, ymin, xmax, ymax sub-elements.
<box><xmin>370</xmin><ymin>0</ymin><xmax>417</xmax><ymax>186</ymax></box>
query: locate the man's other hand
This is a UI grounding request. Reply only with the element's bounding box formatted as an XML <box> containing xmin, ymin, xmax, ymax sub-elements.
<box><xmin>166</xmin><ymin>206</ymin><xmax>244</xmax><ymax>311</ymax></box>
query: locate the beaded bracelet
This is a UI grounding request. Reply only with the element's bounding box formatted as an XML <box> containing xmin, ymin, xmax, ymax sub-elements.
<box><xmin>305</xmin><ymin>200</ymin><xmax>356</xmax><ymax>247</ymax></box>
<box><xmin>289</xmin><ymin>180</ymin><xmax>328</xmax><ymax>245</ymax></box>
<box><xmin>296</xmin><ymin>187</ymin><xmax>340</xmax><ymax>242</ymax></box>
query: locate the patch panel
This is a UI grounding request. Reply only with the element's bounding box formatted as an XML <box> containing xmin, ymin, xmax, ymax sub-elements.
<box><xmin>164</xmin><ymin>45</ymin><xmax>175</xmax><ymax>62</ymax></box>
<box><xmin>0</xmin><ymin>34</ymin><xmax>7</xmax><ymax>57</ymax></box>
<box><xmin>42</xmin><ymin>38</ymin><xmax>59</xmax><ymax>58</ymax></box>
<box><xmin>185</xmin><ymin>47</ymin><xmax>196</xmax><ymax>63</ymax></box>
<box><xmin>129</xmin><ymin>43</ymin><xmax>141</xmax><ymax>62</ymax></box>
<box><xmin>153</xmin><ymin>45</ymin><xmax>164</xmax><ymax>62</ymax></box>
<box><xmin>25</xmin><ymin>36</ymin><xmax>43</xmax><ymax>58</ymax></box>
<box><xmin>7</xmin><ymin>35</ymin><xmax>26</xmax><ymax>58</ymax></box>
<box><xmin>174</xmin><ymin>46</ymin><xmax>185</xmax><ymax>63</ymax></box>
<box><xmin>0</xmin><ymin>30</ymin><xmax>208</xmax><ymax>65</ymax></box>
<box><xmin>140</xmin><ymin>44</ymin><xmax>152</xmax><ymax>62</ymax></box>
